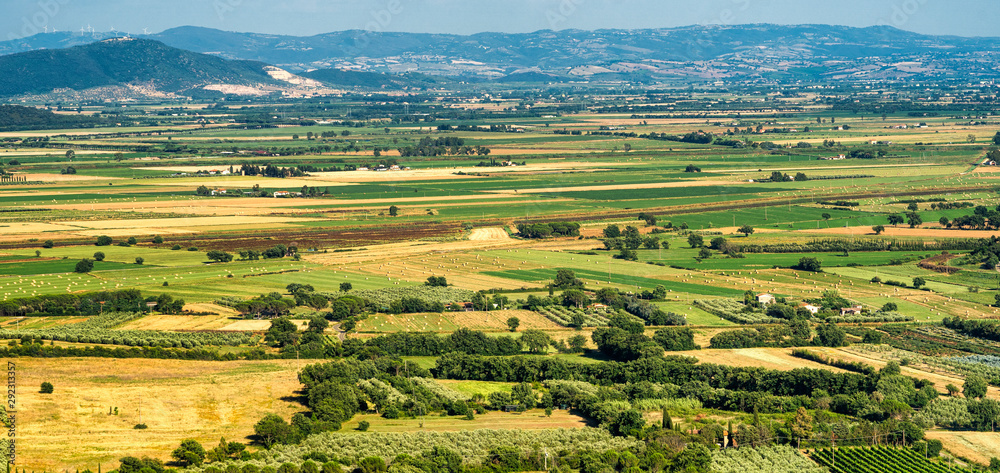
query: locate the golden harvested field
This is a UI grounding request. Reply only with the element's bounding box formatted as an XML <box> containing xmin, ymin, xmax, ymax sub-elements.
<box><xmin>834</xmin><ymin>346</ymin><xmax>1000</xmax><ymax>398</ymax></box>
<box><xmin>13</xmin><ymin>357</ymin><xmax>315</xmax><ymax>471</ymax></box>
<box><xmin>677</xmin><ymin>347</ymin><xmax>849</xmax><ymax>372</ymax></box>
<box><xmin>218</xmin><ymin>319</ymin><xmax>275</xmax><ymax>331</ymax></box>
<box><xmin>355</xmin><ymin>309</ymin><xmax>562</xmax><ymax>332</ymax></box>
<box><xmin>62</xmin><ymin>215</ymin><xmax>319</xmax><ymax>230</ymax></box>
<box><xmin>450</xmin><ymin>309</ymin><xmax>563</xmax><ymax>330</ymax></box>
<box><xmin>116</xmin><ymin>313</ymin><xmax>243</xmax><ymax>331</ymax></box>
<box><xmin>20</xmin><ymin>173</ymin><xmax>127</xmax><ymax>182</ymax></box>
<box><xmin>924</xmin><ymin>431</ymin><xmax>1000</xmax><ymax>465</ymax></box>
<box><xmin>468</xmin><ymin>227</ymin><xmax>510</xmax><ymax>241</ymax></box>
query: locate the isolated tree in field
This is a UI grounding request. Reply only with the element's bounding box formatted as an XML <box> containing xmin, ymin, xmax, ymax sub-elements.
<box><xmin>907</xmin><ymin>202</ymin><xmax>919</xmax><ymax>211</ymax></box>
<box><xmin>737</xmin><ymin>225</ymin><xmax>754</xmax><ymax>237</ymax></box>
<box><xmin>339</xmin><ymin>282</ymin><xmax>352</xmax><ymax>292</ymax></box>
<box><xmin>113</xmin><ymin>152</ymin><xmax>124</xmax><ymax>162</ymax></box>
<box><xmin>882</xmin><ymin>302</ymin><xmax>898</xmax><ymax>312</ymax></box>
<box><xmin>697</xmin><ymin>248</ymin><xmax>712</xmax><ymax>260</ymax></box>
<box><xmin>796</xmin><ymin>257</ymin><xmax>822</xmax><ymax>272</ymax></box>
<box><xmin>872</xmin><ymin>225</ymin><xmax>885</xmax><ymax>235</ymax></box>
<box><xmin>821</xmin><ymin>213</ymin><xmax>831</xmax><ymax>221</ymax></box>
<box><xmin>912</xmin><ymin>277</ymin><xmax>926</xmax><ymax>289</ymax></box>
<box><xmin>196</xmin><ymin>185</ymin><xmax>210</xmax><ymax>196</ymax></box>
<box><xmin>42</xmin><ymin>240</ymin><xmax>54</xmax><ymax>248</ymax></box>
<box><xmin>603</xmin><ymin>225</ymin><xmax>621</xmax><ymax>238</ymax></box>
<box><xmin>206</xmin><ymin>250</ymin><xmax>234</xmax><ymax>263</ymax></box>
<box><xmin>964</xmin><ymin>374</ymin><xmax>988</xmax><ymax>399</ymax></box>
<box><xmin>75</xmin><ymin>258</ymin><xmax>94</xmax><ymax>273</ymax></box>
<box><xmin>425</xmin><ymin>276</ymin><xmax>448</xmax><ymax>287</ymax></box>
<box><xmin>994</xmin><ymin>131</ymin><xmax>1000</xmax><ymax>145</ymax></box>
<box><xmin>506</xmin><ymin>316</ymin><xmax>520</xmax><ymax>332</ymax></box>
<box><xmin>152</xmin><ymin>235</ymin><xmax>163</xmax><ymax>244</ymax></box>
<box><xmin>65</xmin><ymin>150</ymin><xmax>75</xmax><ymax>160</ymax></box>
<box><xmin>553</xmin><ymin>269</ymin><xmax>583</xmax><ymax>289</ymax></box>
<box><xmin>253</xmin><ymin>414</ymin><xmax>292</xmax><ymax>448</ymax></box>
<box><xmin>946</xmin><ymin>384</ymin><xmax>960</xmax><ymax>396</ymax></box>
<box><xmin>171</xmin><ymin>439</ymin><xmax>206</xmax><ymax>467</ymax></box>
<box><xmin>40</xmin><ymin>382</ymin><xmax>53</xmax><ymax>394</ymax></box>
<box><xmin>907</xmin><ymin>212</ymin><xmax>923</xmax><ymax>228</ymax></box>
<box><xmin>887</xmin><ymin>214</ymin><xmax>904</xmax><ymax>227</ymax></box>
<box><xmin>940</xmin><ymin>217</ymin><xmax>950</xmax><ymax>227</ymax></box>
<box><xmin>521</xmin><ymin>329</ymin><xmax>551</xmax><ymax>354</ymax></box>
<box><xmin>388</xmin><ymin>205</ymin><xmax>399</xmax><ymax>217</ymax></box>
<box><xmin>687</xmin><ymin>234</ymin><xmax>704</xmax><ymax>248</ymax></box>
<box><xmin>134</xmin><ymin>257</ymin><xmax>144</xmax><ymax>265</ymax></box>
<box><xmin>967</xmin><ymin>134</ymin><xmax>977</xmax><ymax>144</ymax></box>
<box><xmin>127</xmin><ymin>236</ymin><xmax>138</xmax><ymax>245</ymax></box>
<box><xmin>93</xmin><ymin>251</ymin><xmax>105</xmax><ymax>261</ymax></box>
<box><xmin>96</xmin><ymin>235</ymin><xmax>112</xmax><ymax>246</ymax></box>
<box><xmin>34</xmin><ymin>250</ymin><xmax>40</xmax><ymax>257</ymax></box>
<box><xmin>617</xmin><ymin>248</ymin><xmax>638</xmax><ymax>261</ymax></box>
<box><xmin>643</xmin><ymin>237</ymin><xmax>661</xmax><ymax>249</ymax></box>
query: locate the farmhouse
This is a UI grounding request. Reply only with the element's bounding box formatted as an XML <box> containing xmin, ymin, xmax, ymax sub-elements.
<box><xmin>841</xmin><ymin>306</ymin><xmax>864</xmax><ymax>316</ymax></box>
<box><xmin>757</xmin><ymin>293</ymin><xmax>775</xmax><ymax>305</ymax></box>
<box><xmin>210</xmin><ymin>189</ymin><xmax>227</xmax><ymax>196</ymax></box>
<box><xmin>800</xmin><ymin>304</ymin><xmax>821</xmax><ymax>315</ymax></box>
<box><xmin>273</xmin><ymin>191</ymin><xmax>291</xmax><ymax>198</ymax></box>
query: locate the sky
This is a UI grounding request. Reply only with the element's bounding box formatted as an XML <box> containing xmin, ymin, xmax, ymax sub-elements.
<box><xmin>3</xmin><ymin>0</ymin><xmax>996</xmax><ymax>40</ymax></box>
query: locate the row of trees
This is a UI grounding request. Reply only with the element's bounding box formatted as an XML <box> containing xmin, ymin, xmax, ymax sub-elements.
<box><xmin>516</xmin><ymin>222</ymin><xmax>581</xmax><ymax>238</ymax></box>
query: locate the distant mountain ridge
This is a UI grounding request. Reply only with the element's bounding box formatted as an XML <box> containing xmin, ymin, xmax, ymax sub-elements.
<box><xmin>1</xmin><ymin>24</ymin><xmax>999</xmax><ymax>84</ymax></box>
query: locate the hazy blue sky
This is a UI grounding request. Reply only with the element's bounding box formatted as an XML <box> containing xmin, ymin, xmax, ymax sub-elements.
<box><xmin>3</xmin><ymin>0</ymin><xmax>995</xmax><ymax>39</ymax></box>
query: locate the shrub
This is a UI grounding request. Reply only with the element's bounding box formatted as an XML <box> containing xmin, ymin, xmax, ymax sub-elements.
<box><xmin>40</xmin><ymin>381</ymin><xmax>53</xmax><ymax>393</ymax></box>
<box><xmin>93</xmin><ymin>251</ymin><xmax>106</xmax><ymax>261</ymax></box>
<box><xmin>42</xmin><ymin>240</ymin><xmax>54</xmax><ymax>248</ymax></box>
<box><xmin>171</xmin><ymin>245</ymin><xmax>182</xmax><ymax>250</ymax></box>
<box><xmin>96</xmin><ymin>235</ymin><xmax>112</xmax><ymax>246</ymax></box>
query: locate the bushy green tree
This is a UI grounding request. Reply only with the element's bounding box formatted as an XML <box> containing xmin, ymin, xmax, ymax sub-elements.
<box><xmin>75</xmin><ymin>258</ymin><xmax>94</xmax><ymax>273</ymax></box>
<box><xmin>964</xmin><ymin>374</ymin><xmax>988</xmax><ymax>400</ymax></box>
<box><xmin>171</xmin><ymin>439</ymin><xmax>206</xmax><ymax>467</ymax></box>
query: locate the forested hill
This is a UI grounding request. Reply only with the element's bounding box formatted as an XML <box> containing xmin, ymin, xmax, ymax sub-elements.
<box><xmin>0</xmin><ymin>105</ymin><xmax>105</xmax><ymax>132</ymax></box>
<box><xmin>0</xmin><ymin>38</ymin><xmax>276</xmax><ymax>97</ymax></box>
